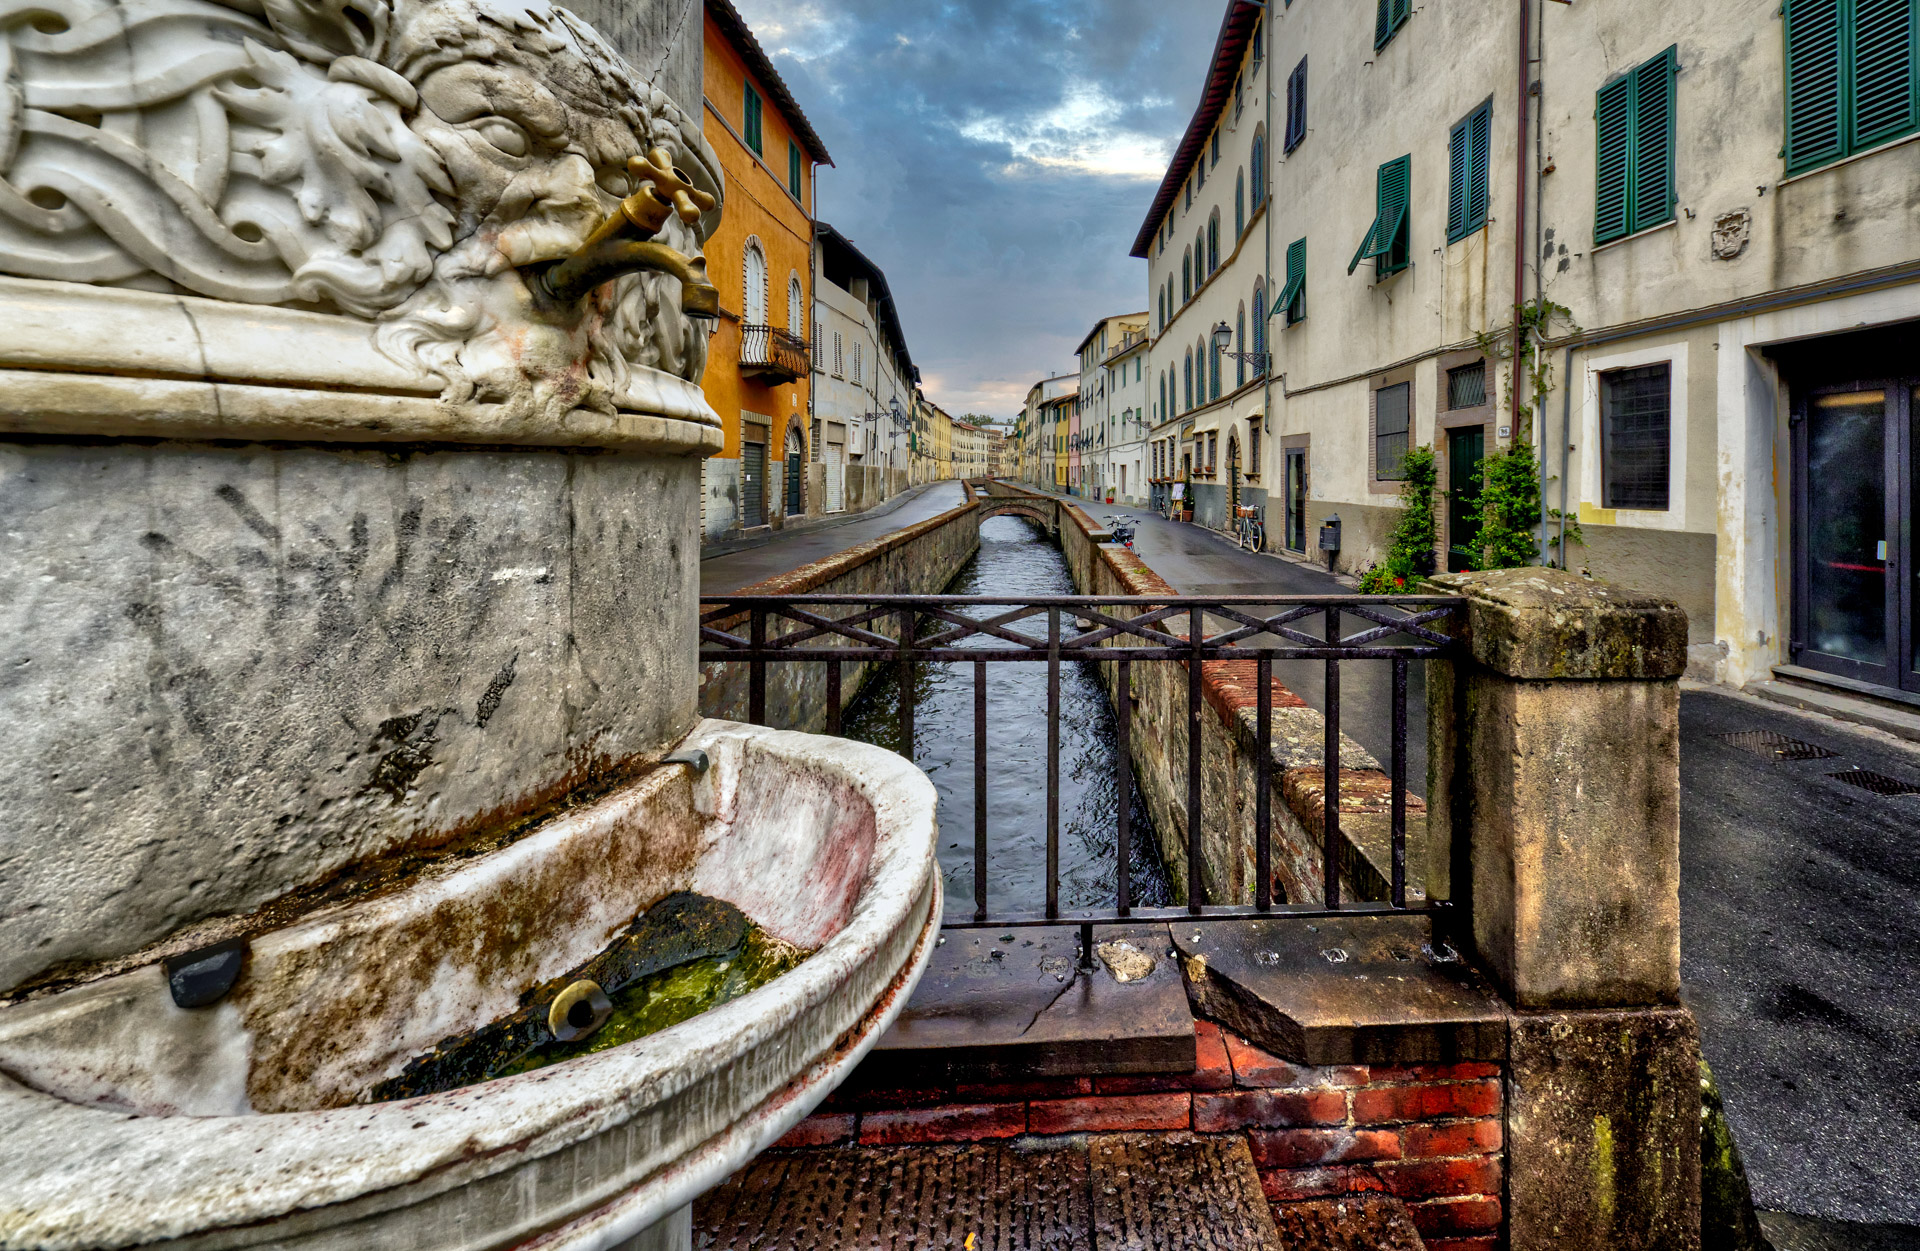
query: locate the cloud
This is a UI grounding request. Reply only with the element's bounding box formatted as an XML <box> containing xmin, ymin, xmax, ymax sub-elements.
<box><xmin>726</xmin><ymin>0</ymin><xmax>1221</xmax><ymax>416</ymax></box>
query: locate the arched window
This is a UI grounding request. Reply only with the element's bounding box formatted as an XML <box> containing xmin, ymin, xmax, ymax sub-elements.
<box><xmin>1235</xmin><ymin>171</ymin><xmax>1245</xmax><ymax>239</ymax></box>
<box><xmin>1183</xmin><ymin>351</ymin><xmax>1193</xmax><ymax>411</ymax></box>
<box><xmin>1182</xmin><ymin>251</ymin><xmax>1192</xmax><ymax>301</ymax></box>
<box><xmin>743</xmin><ymin>240</ymin><xmax>768</xmax><ymax>325</ymax></box>
<box><xmin>1208</xmin><ymin>334</ymin><xmax>1221</xmax><ymax>400</ymax></box>
<box><xmin>1207</xmin><ymin>212</ymin><xmax>1220</xmax><ymax>273</ymax></box>
<box><xmin>1195</xmin><ymin>229</ymin><xmax>1205</xmax><ymax>277</ymax></box>
<box><xmin>1236</xmin><ymin>303</ymin><xmax>1247</xmax><ymax>389</ymax></box>
<box><xmin>1251</xmin><ymin>127</ymin><xmax>1267</xmax><ymax>208</ymax></box>
<box><xmin>1159</xmin><ymin>373</ymin><xmax>1166</xmax><ymax>423</ymax></box>
<box><xmin>788</xmin><ymin>274</ymin><xmax>803</xmax><ymax>334</ymax></box>
<box><xmin>1252</xmin><ymin>280</ymin><xmax>1268</xmax><ymax>377</ymax></box>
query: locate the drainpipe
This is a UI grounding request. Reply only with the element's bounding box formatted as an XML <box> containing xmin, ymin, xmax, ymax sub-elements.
<box><xmin>1512</xmin><ymin>0</ymin><xmax>1531</xmax><ymax>452</ymax></box>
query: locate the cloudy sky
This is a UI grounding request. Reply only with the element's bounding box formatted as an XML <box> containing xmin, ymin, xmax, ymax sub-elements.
<box><xmin>728</xmin><ymin>0</ymin><xmax>1225</xmax><ymax>420</ymax></box>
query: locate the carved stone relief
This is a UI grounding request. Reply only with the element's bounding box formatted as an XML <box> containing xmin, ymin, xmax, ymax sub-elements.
<box><xmin>1711</xmin><ymin>209</ymin><xmax>1752</xmax><ymax>261</ymax></box>
<box><xmin>0</xmin><ymin>0</ymin><xmax>724</xmax><ymax>424</ymax></box>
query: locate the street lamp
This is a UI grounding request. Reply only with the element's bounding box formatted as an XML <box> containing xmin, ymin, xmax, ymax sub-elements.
<box><xmin>1213</xmin><ymin>320</ymin><xmax>1270</xmax><ymax>372</ymax></box>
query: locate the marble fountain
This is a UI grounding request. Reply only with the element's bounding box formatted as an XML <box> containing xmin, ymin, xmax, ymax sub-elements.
<box><xmin>0</xmin><ymin>0</ymin><xmax>940</xmax><ymax>1246</ymax></box>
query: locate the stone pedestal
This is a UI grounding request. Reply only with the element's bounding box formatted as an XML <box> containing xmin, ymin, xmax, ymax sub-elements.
<box><xmin>1427</xmin><ymin>568</ymin><xmax>1700</xmax><ymax>1251</ymax></box>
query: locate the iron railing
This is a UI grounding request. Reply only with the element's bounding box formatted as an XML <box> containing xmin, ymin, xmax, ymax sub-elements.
<box><xmin>699</xmin><ymin>594</ymin><xmax>1465</xmax><ymax>942</ymax></box>
<box><xmin>740</xmin><ymin>324</ymin><xmax>809</xmax><ymax>381</ymax></box>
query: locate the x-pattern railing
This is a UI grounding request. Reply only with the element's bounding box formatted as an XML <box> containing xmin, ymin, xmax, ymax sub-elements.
<box><xmin>700</xmin><ymin>594</ymin><xmax>1465</xmax><ymax>946</ymax></box>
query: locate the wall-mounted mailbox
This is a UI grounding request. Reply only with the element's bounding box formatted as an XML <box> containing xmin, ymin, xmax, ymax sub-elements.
<box><xmin>1318</xmin><ymin>514</ymin><xmax>1342</xmax><ymax>552</ymax></box>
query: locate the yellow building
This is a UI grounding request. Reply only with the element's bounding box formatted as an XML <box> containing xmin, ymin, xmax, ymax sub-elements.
<box><xmin>700</xmin><ymin>0</ymin><xmax>832</xmax><ymax>540</ymax></box>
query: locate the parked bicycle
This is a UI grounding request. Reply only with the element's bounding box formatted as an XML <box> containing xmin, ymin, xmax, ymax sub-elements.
<box><xmin>1103</xmin><ymin>514</ymin><xmax>1137</xmax><ymax>550</ymax></box>
<box><xmin>1235</xmin><ymin>504</ymin><xmax>1265</xmax><ymax>553</ymax></box>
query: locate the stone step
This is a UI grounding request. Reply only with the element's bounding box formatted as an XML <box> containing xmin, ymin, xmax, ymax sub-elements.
<box><xmin>693</xmin><ymin>1134</ymin><xmax>1426</xmax><ymax>1250</ymax></box>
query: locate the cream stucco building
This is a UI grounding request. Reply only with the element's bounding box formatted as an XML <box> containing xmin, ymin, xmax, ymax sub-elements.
<box><xmin>1141</xmin><ymin>0</ymin><xmax>1920</xmax><ymax>703</ymax></box>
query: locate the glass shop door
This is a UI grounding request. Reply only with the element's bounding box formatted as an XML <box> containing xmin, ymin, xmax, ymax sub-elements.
<box><xmin>1791</xmin><ymin>382</ymin><xmax>1916</xmax><ymax>693</ymax></box>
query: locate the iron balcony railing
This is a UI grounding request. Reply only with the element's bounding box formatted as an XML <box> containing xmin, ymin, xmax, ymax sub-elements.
<box><xmin>699</xmin><ymin>594</ymin><xmax>1465</xmax><ymax>943</ymax></box>
<box><xmin>740</xmin><ymin>324</ymin><xmax>809</xmax><ymax>382</ymax></box>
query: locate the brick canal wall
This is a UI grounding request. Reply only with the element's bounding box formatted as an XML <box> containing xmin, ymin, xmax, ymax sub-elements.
<box><xmin>700</xmin><ymin>490</ymin><xmax>981</xmax><ymax>733</ymax></box>
<box><xmin>985</xmin><ymin>482</ymin><xmax>1419</xmax><ymax>906</ymax></box>
<box><xmin>777</xmin><ymin>1021</ymin><xmax>1503</xmax><ymax>1251</ymax></box>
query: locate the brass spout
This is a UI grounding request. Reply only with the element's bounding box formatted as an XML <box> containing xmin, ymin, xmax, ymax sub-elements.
<box><xmin>535</xmin><ymin>148</ymin><xmax>720</xmax><ymax>314</ymax></box>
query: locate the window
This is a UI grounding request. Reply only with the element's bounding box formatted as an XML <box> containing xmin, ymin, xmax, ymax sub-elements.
<box><xmin>1207</xmin><ymin>433</ymin><xmax>1218</xmax><ymax>473</ymax></box>
<box><xmin>1235</xmin><ymin>171</ymin><xmax>1245</xmax><ymax>239</ymax></box>
<box><xmin>1252</xmin><ymin>280</ymin><xmax>1267</xmax><ymax>373</ymax></box>
<box><xmin>743</xmin><ymin>241</ymin><xmax>767</xmax><ymax>323</ymax></box>
<box><xmin>1249</xmin><ymin>425</ymin><xmax>1260</xmax><ymax>475</ymax></box>
<box><xmin>1594</xmin><ymin>47</ymin><xmax>1678</xmax><ymax>245</ymax></box>
<box><xmin>1252</xmin><ymin>128</ymin><xmax>1267</xmax><ymax>205</ymax></box>
<box><xmin>744</xmin><ymin>82</ymin><xmax>764</xmax><ymax>154</ymax></box>
<box><xmin>1785</xmin><ymin>0</ymin><xmax>1917</xmax><ymax>175</ymax></box>
<box><xmin>1207</xmin><ymin>213</ymin><xmax>1220</xmax><ymax>273</ymax></box>
<box><xmin>1375</xmin><ymin>0</ymin><xmax>1411</xmax><ymax>49</ymax></box>
<box><xmin>1280</xmin><ymin>237</ymin><xmax>1307</xmax><ymax>324</ymax></box>
<box><xmin>1349</xmin><ymin>156</ymin><xmax>1411</xmax><ymax>279</ymax></box>
<box><xmin>1184</xmin><ymin>351</ymin><xmax>1193</xmax><ymax>410</ymax></box>
<box><xmin>1211</xmin><ymin>129</ymin><xmax>1220</xmax><ymax>168</ymax></box>
<box><xmin>1196</xmin><ymin>229</ymin><xmax>1205</xmax><ymax>278</ymax></box>
<box><xmin>832</xmin><ymin>331</ymin><xmax>844</xmax><ymax>377</ymax></box>
<box><xmin>1448</xmin><ymin>101</ymin><xmax>1493</xmax><ymax>242</ymax></box>
<box><xmin>1601</xmin><ymin>363</ymin><xmax>1672</xmax><ymax>509</ymax></box>
<box><xmin>789</xmin><ymin>275</ymin><xmax>803</xmax><ymax>333</ymax></box>
<box><xmin>1285</xmin><ymin>57</ymin><xmax>1308</xmax><ymax>152</ymax></box>
<box><xmin>1159</xmin><ymin>374</ymin><xmax>1167</xmax><ymax>423</ymax></box>
<box><xmin>850</xmin><ymin>341</ymin><xmax>861</xmax><ymax>384</ymax></box>
<box><xmin>788</xmin><ymin>141</ymin><xmax>803</xmax><ymax>200</ymax></box>
<box><xmin>1183</xmin><ymin>251</ymin><xmax>1193</xmax><ymax>301</ymax></box>
<box><xmin>1375</xmin><ymin>382</ymin><xmax>1411</xmax><ymax>480</ymax></box>
<box><xmin>1447</xmin><ymin>361</ymin><xmax>1488</xmax><ymax>409</ymax></box>
<box><xmin>1208</xmin><ymin>334</ymin><xmax>1221</xmax><ymax>400</ymax></box>
<box><xmin>1236</xmin><ymin>304</ymin><xmax>1247</xmax><ymax>388</ymax></box>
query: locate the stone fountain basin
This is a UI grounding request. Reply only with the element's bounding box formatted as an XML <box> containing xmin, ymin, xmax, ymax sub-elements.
<box><xmin>0</xmin><ymin>720</ymin><xmax>940</xmax><ymax>1251</ymax></box>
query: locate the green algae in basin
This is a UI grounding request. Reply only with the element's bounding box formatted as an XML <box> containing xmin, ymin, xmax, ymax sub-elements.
<box><xmin>368</xmin><ymin>893</ymin><xmax>809</xmax><ymax>1102</ymax></box>
<box><xmin>501</xmin><ymin>925</ymin><xmax>810</xmax><ymax>1076</ymax></box>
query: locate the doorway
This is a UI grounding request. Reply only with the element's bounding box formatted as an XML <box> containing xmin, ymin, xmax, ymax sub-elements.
<box><xmin>1446</xmin><ymin>426</ymin><xmax>1485</xmax><ymax>573</ymax></box>
<box><xmin>742</xmin><ymin>441</ymin><xmax>766</xmax><ymax>528</ymax></box>
<box><xmin>1284</xmin><ymin>448</ymin><xmax>1307</xmax><ymax>552</ymax></box>
<box><xmin>785</xmin><ymin>424</ymin><xmax>805</xmax><ymax>518</ymax></box>
<box><xmin>1227</xmin><ymin>433</ymin><xmax>1242</xmax><ymax>516</ymax></box>
<box><xmin>1791</xmin><ymin>380</ymin><xmax>1917</xmax><ymax>694</ymax></box>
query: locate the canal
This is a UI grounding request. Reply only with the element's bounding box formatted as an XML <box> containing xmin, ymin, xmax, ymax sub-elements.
<box><xmin>843</xmin><ymin>516</ymin><xmax>1175</xmax><ymax>918</ymax></box>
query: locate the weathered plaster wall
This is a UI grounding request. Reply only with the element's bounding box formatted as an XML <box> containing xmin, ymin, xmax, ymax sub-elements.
<box><xmin>0</xmin><ymin>444</ymin><xmax>701</xmax><ymax>995</ymax></box>
<box><xmin>559</xmin><ymin>0</ymin><xmax>703</xmax><ymax>135</ymax></box>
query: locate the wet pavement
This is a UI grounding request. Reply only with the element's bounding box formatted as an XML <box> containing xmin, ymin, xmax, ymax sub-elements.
<box><xmin>700</xmin><ymin>481</ymin><xmax>969</xmax><ymax>594</ymax></box>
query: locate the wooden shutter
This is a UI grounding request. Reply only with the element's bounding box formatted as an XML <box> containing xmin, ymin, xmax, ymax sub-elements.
<box><xmin>1447</xmin><ymin>115</ymin><xmax>1471</xmax><ymax>241</ymax></box>
<box><xmin>1379</xmin><ymin>156</ymin><xmax>1410</xmax><ymax>275</ymax></box>
<box><xmin>1467</xmin><ymin>103</ymin><xmax>1492</xmax><ymax>233</ymax></box>
<box><xmin>1631</xmin><ymin>50</ymin><xmax>1678</xmax><ymax>234</ymax></box>
<box><xmin>1282</xmin><ymin>237</ymin><xmax>1306</xmax><ymax>321</ymax></box>
<box><xmin>1851</xmin><ymin>0</ymin><xmax>1918</xmax><ymax>149</ymax></box>
<box><xmin>1594</xmin><ymin>75</ymin><xmax>1634</xmax><ymax>243</ymax></box>
<box><xmin>1375</xmin><ymin>0</ymin><xmax>1393</xmax><ymax>48</ymax></box>
<box><xmin>1786</xmin><ymin>0</ymin><xmax>1846</xmax><ymax>173</ymax></box>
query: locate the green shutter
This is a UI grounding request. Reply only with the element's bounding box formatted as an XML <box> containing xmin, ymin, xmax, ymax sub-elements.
<box><xmin>1786</xmin><ymin>0</ymin><xmax>1847</xmax><ymax>172</ymax></box>
<box><xmin>1631</xmin><ymin>49</ymin><xmax>1678</xmax><ymax>233</ymax></box>
<box><xmin>1349</xmin><ymin>157</ymin><xmax>1409</xmax><ymax>277</ymax></box>
<box><xmin>1375</xmin><ymin>0</ymin><xmax>1392</xmax><ymax>48</ymax></box>
<box><xmin>1595</xmin><ymin>75</ymin><xmax>1633</xmax><ymax>243</ymax></box>
<box><xmin>1850</xmin><ymin>0</ymin><xmax>1918</xmax><ymax>149</ymax></box>
<box><xmin>744</xmin><ymin>84</ymin><xmax>763</xmax><ymax>153</ymax></box>
<box><xmin>789</xmin><ymin>142</ymin><xmax>803</xmax><ymax>199</ymax></box>
<box><xmin>1281</xmin><ymin>237</ymin><xmax>1306</xmax><ymax>322</ymax></box>
<box><xmin>1468</xmin><ymin>103</ymin><xmax>1492</xmax><ymax>232</ymax></box>
<box><xmin>1447</xmin><ymin>115</ymin><xmax>1471</xmax><ymax>241</ymax></box>
<box><xmin>1447</xmin><ymin>104</ymin><xmax>1491</xmax><ymax>244</ymax></box>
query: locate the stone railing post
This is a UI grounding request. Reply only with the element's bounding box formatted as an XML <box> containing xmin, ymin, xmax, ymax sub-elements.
<box><xmin>1427</xmin><ymin>567</ymin><xmax>1701</xmax><ymax>1251</ymax></box>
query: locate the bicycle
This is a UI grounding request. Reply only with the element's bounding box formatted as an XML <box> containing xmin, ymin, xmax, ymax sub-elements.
<box><xmin>1235</xmin><ymin>505</ymin><xmax>1266</xmax><ymax>553</ymax></box>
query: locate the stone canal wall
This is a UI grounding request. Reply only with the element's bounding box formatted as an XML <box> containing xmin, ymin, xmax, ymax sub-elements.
<box><xmin>700</xmin><ymin>490</ymin><xmax>981</xmax><ymax>732</ymax></box>
<box><xmin>775</xmin><ymin>1020</ymin><xmax>1506</xmax><ymax>1250</ymax></box>
<box><xmin>985</xmin><ymin>482</ymin><xmax>1415</xmax><ymax>907</ymax></box>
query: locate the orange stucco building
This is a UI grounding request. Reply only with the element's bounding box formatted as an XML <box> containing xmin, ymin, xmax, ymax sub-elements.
<box><xmin>699</xmin><ymin>0</ymin><xmax>831</xmax><ymax>541</ymax></box>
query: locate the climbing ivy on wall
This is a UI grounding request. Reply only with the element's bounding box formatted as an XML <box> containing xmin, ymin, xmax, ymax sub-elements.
<box><xmin>1359</xmin><ymin>446</ymin><xmax>1437</xmax><ymax>594</ymax></box>
<box><xmin>1463</xmin><ymin>299</ymin><xmax>1583</xmax><ymax>570</ymax></box>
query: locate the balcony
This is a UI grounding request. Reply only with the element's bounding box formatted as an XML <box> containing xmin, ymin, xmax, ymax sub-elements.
<box><xmin>740</xmin><ymin>324</ymin><xmax>809</xmax><ymax>383</ymax></box>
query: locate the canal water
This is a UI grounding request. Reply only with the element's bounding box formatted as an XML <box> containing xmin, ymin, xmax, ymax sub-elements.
<box><xmin>843</xmin><ymin>516</ymin><xmax>1174</xmax><ymax>918</ymax></box>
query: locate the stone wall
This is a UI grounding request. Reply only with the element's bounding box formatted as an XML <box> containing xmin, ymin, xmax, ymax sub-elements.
<box><xmin>987</xmin><ymin>483</ymin><xmax>1414</xmax><ymax>907</ymax></box>
<box><xmin>776</xmin><ymin>1021</ymin><xmax>1505</xmax><ymax>1251</ymax></box>
<box><xmin>1</xmin><ymin>442</ymin><xmax>705</xmax><ymax>996</ymax></box>
<box><xmin>700</xmin><ymin>492</ymin><xmax>981</xmax><ymax>732</ymax></box>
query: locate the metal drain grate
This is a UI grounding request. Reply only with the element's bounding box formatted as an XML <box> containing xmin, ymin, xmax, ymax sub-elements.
<box><xmin>1718</xmin><ymin>729</ymin><xmax>1840</xmax><ymax>761</ymax></box>
<box><xmin>1827</xmin><ymin>769</ymin><xmax>1920</xmax><ymax>797</ymax></box>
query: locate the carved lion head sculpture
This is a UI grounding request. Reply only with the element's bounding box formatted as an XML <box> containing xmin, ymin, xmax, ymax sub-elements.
<box><xmin>0</xmin><ymin>0</ymin><xmax>722</xmax><ymax>421</ymax></box>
